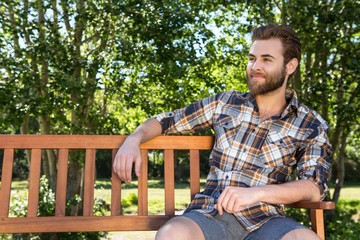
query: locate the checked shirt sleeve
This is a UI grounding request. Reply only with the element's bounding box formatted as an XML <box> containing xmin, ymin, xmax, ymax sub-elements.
<box><xmin>296</xmin><ymin>122</ymin><xmax>334</xmax><ymax>200</ymax></box>
<box><xmin>153</xmin><ymin>93</ymin><xmax>220</xmax><ymax>135</ymax></box>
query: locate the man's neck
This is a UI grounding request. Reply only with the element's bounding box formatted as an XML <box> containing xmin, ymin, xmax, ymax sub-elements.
<box><xmin>254</xmin><ymin>88</ymin><xmax>287</xmax><ymax>121</ymax></box>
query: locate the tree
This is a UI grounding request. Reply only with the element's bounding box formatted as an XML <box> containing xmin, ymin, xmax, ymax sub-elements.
<box><xmin>1</xmin><ymin>0</ymin><xmax>359</xmax><ymax>206</ymax></box>
<box><xmin>0</xmin><ymin>0</ymin><xmax>231</xmax><ymax>202</ymax></box>
<box><xmin>283</xmin><ymin>0</ymin><xmax>360</xmax><ymax>203</ymax></box>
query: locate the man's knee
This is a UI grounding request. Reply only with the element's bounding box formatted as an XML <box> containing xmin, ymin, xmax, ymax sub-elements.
<box><xmin>281</xmin><ymin>228</ymin><xmax>321</xmax><ymax>240</ymax></box>
<box><xmin>156</xmin><ymin>216</ymin><xmax>205</xmax><ymax>240</ymax></box>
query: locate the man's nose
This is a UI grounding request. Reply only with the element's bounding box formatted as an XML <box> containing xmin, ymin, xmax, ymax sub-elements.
<box><xmin>251</xmin><ymin>60</ymin><xmax>262</xmax><ymax>71</ymax></box>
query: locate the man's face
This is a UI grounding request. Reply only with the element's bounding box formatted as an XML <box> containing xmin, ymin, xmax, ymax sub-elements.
<box><xmin>246</xmin><ymin>38</ymin><xmax>287</xmax><ymax>96</ymax></box>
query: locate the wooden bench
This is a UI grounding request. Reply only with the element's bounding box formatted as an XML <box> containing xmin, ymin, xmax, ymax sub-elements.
<box><xmin>0</xmin><ymin>135</ymin><xmax>335</xmax><ymax>239</ymax></box>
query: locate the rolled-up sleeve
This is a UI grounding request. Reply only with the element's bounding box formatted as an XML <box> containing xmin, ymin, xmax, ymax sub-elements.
<box><xmin>296</xmin><ymin>125</ymin><xmax>334</xmax><ymax>199</ymax></box>
<box><xmin>154</xmin><ymin>94</ymin><xmax>219</xmax><ymax>135</ymax></box>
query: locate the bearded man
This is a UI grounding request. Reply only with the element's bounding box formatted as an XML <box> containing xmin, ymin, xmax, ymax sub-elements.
<box><xmin>113</xmin><ymin>24</ymin><xmax>333</xmax><ymax>240</ymax></box>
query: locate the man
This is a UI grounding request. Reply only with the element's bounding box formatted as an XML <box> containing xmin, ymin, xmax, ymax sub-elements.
<box><xmin>113</xmin><ymin>24</ymin><xmax>333</xmax><ymax>240</ymax></box>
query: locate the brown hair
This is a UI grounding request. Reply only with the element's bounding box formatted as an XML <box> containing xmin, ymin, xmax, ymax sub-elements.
<box><xmin>251</xmin><ymin>24</ymin><xmax>301</xmax><ymax>78</ymax></box>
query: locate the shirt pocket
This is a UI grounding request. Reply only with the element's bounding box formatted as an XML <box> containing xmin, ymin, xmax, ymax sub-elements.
<box><xmin>262</xmin><ymin>131</ymin><xmax>298</xmax><ymax>167</ymax></box>
<box><xmin>214</xmin><ymin>114</ymin><xmax>242</xmax><ymax>149</ymax></box>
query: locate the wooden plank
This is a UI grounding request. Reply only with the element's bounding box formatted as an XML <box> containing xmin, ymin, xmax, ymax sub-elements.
<box><xmin>0</xmin><ymin>149</ymin><xmax>14</xmax><ymax>217</ymax></box>
<box><xmin>286</xmin><ymin>201</ymin><xmax>335</xmax><ymax>210</ymax></box>
<box><xmin>27</xmin><ymin>149</ymin><xmax>42</xmax><ymax>217</ymax></box>
<box><xmin>55</xmin><ymin>149</ymin><xmax>69</xmax><ymax>216</ymax></box>
<box><xmin>138</xmin><ymin>150</ymin><xmax>148</xmax><ymax>216</ymax></box>
<box><xmin>189</xmin><ymin>150</ymin><xmax>200</xmax><ymax>200</ymax></box>
<box><xmin>0</xmin><ymin>215</ymin><xmax>173</xmax><ymax>233</ymax></box>
<box><xmin>0</xmin><ymin>135</ymin><xmax>214</xmax><ymax>150</ymax></box>
<box><xmin>0</xmin><ymin>135</ymin><xmax>126</xmax><ymax>149</ymax></box>
<box><xmin>142</xmin><ymin>136</ymin><xmax>214</xmax><ymax>150</ymax></box>
<box><xmin>83</xmin><ymin>149</ymin><xmax>96</xmax><ymax>216</ymax></box>
<box><xmin>311</xmin><ymin>209</ymin><xmax>325</xmax><ymax>240</ymax></box>
<box><xmin>111</xmin><ymin>149</ymin><xmax>122</xmax><ymax>216</ymax></box>
<box><xmin>164</xmin><ymin>150</ymin><xmax>175</xmax><ymax>215</ymax></box>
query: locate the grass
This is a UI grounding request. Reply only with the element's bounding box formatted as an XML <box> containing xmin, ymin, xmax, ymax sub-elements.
<box><xmin>329</xmin><ymin>186</ymin><xmax>360</xmax><ymax>200</ymax></box>
<box><xmin>94</xmin><ymin>179</ymin><xmax>201</xmax><ymax>214</ymax></box>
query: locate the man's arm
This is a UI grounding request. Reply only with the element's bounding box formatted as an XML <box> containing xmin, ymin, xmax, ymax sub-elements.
<box><xmin>215</xmin><ymin>179</ymin><xmax>321</xmax><ymax>215</ymax></box>
<box><xmin>113</xmin><ymin>118</ymin><xmax>162</xmax><ymax>183</ymax></box>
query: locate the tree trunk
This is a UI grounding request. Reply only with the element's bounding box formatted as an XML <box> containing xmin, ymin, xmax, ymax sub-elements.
<box><xmin>38</xmin><ymin>115</ymin><xmax>57</xmax><ymax>191</ymax></box>
<box><xmin>20</xmin><ymin>115</ymin><xmax>31</xmax><ymax>166</ymax></box>
<box><xmin>332</xmin><ymin>130</ymin><xmax>347</xmax><ymax>203</ymax></box>
<box><xmin>67</xmin><ymin>157</ymin><xmax>84</xmax><ymax>215</ymax></box>
<box><xmin>64</xmin><ymin>0</ymin><xmax>87</xmax><ymax>215</ymax></box>
<box><xmin>37</xmin><ymin>0</ymin><xmax>57</xmax><ymax>189</ymax></box>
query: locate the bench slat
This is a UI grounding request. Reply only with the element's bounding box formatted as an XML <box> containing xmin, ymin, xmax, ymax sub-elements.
<box><xmin>83</xmin><ymin>149</ymin><xmax>96</xmax><ymax>216</ymax></box>
<box><xmin>138</xmin><ymin>149</ymin><xmax>149</xmax><ymax>216</ymax></box>
<box><xmin>111</xmin><ymin>149</ymin><xmax>122</xmax><ymax>216</ymax></box>
<box><xmin>0</xmin><ymin>215</ymin><xmax>173</xmax><ymax>233</ymax></box>
<box><xmin>0</xmin><ymin>149</ymin><xmax>14</xmax><ymax>217</ymax></box>
<box><xmin>27</xmin><ymin>149</ymin><xmax>42</xmax><ymax>217</ymax></box>
<box><xmin>55</xmin><ymin>149</ymin><xmax>69</xmax><ymax>216</ymax></box>
<box><xmin>0</xmin><ymin>135</ymin><xmax>214</xmax><ymax>150</ymax></box>
<box><xmin>190</xmin><ymin>150</ymin><xmax>200</xmax><ymax>200</ymax></box>
<box><xmin>164</xmin><ymin>150</ymin><xmax>175</xmax><ymax>215</ymax></box>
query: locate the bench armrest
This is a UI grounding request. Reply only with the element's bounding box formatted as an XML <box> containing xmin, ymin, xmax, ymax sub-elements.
<box><xmin>285</xmin><ymin>200</ymin><xmax>335</xmax><ymax>210</ymax></box>
<box><xmin>285</xmin><ymin>200</ymin><xmax>335</xmax><ymax>239</ymax></box>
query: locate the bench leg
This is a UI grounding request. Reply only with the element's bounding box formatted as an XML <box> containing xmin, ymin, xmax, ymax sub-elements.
<box><xmin>310</xmin><ymin>209</ymin><xmax>325</xmax><ymax>240</ymax></box>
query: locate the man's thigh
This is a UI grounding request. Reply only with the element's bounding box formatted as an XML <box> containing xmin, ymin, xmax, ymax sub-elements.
<box><xmin>245</xmin><ymin>217</ymin><xmax>308</xmax><ymax>240</ymax></box>
<box><xmin>182</xmin><ymin>211</ymin><xmax>249</xmax><ymax>240</ymax></box>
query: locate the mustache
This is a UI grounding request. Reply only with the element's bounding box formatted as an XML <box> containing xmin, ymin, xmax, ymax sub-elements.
<box><xmin>250</xmin><ymin>71</ymin><xmax>266</xmax><ymax>77</ymax></box>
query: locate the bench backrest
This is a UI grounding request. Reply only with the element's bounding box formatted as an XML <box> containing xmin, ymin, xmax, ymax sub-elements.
<box><xmin>0</xmin><ymin>135</ymin><xmax>335</xmax><ymax>239</ymax></box>
<box><xmin>0</xmin><ymin>135</ymin><xmax>213</xmax><ymax>233</ymax></box>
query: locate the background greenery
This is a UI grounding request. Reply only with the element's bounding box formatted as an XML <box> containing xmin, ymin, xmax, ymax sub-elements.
<box><xmin>0</xmin><ymin>0</ymin><xmax>359</xmax><ymax>239</ymax></box>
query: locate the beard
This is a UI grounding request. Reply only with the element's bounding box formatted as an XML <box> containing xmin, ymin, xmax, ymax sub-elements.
<box><xmin>246</xmin><ymin>65</ymin><xmax>287</xmax><ymax>96</ymax></box>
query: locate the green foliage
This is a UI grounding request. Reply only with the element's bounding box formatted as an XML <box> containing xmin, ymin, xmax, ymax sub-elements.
<box><xmin>121</xmin><ymin>193</ymin><xmax>138</xmax><ymax>214</ymax></box>
<box><xmin>326</xmin><ymin>200</ymin><xmax>360</xmax><ymax>240</ymax></box>
<box><xmin>8</xmin><ymin>176</ymin><xmax>109</xmax><ymax>240</ymax></box>
<box><xmin>38</xmin><ymin>176</ymin><xmax>55</xmax><ymax>216</ymax></box>
<box><xmin>286</xmin><ymin>200</ymin><xmax>360</xmax><ymax>239</ymax></box>
<box><xmin>285</xmin><ymin>208</ymin><xmax>311</xmax><ymax>228</ymax></box>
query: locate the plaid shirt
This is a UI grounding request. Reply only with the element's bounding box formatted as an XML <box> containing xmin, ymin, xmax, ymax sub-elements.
<box><xmin>154</xmin><ymin>90</ymin><xmax>333</xmax><ymax>232</ymax></box>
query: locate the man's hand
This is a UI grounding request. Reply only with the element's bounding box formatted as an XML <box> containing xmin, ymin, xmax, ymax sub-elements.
<box><xmin>214</xmin><ymin>180</ymin><xmax>321</xmax><ymax>215</ymax></box>
<box><xmin>113</xmin><ymin>137</ymin><xmax>142</xmax><ymax>183</ymax></box>
<box><xmin>215</xmin><ymin>186</ymin><xmax>263</xmax><ymax>215</ymax></box>
<box><xmin>112</xmin><ymin>118</ymin><xmax>163</xmax><ymax>183</ymax></box>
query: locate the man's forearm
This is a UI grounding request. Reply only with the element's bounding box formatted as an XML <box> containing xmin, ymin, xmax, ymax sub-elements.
<box><xmin>126</xmin><ymin>118</ymin><xmax>162</xmax><ymax>144</ymax></box>
<box><xmin>113</xmin><ymin>118</ymin><xmax>162</xmax><ymax>182</ymax></box>
<box><xmin>257</xmin><ymin>179</ymin><xmax>321</xmax><ymax>204</ymax></box>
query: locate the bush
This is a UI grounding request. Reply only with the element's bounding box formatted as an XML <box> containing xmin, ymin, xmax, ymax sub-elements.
<box><xmin>121</xmin><ymin>193</ymin><xmax>138</xmax><ymax>214</ymax></box>
<box><xmin>8</xmin><ymin>176</ymin><xmax>109</xmax><ymax>240</ymax></box>
<box><xmin>326</xmin><ymin>200</ymin><xmax>360</xmax><ymax>240</ymax></box>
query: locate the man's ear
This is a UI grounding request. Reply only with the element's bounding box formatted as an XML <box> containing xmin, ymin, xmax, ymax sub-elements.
<box><xmin>286</xmin><ymin>58</ymin><xmax>299</xmax><ymax>76</ymax></box>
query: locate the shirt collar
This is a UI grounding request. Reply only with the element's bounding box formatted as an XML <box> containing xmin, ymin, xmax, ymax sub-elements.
<box><xmin>242</xmin><ymin>89</ymin><xmax>300</xmax><ymax>117</ymax></box>
<box><xmin>282</xmin><ymin>88</ymin><xmax>300</xmax><ymax>117</ymax></box>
